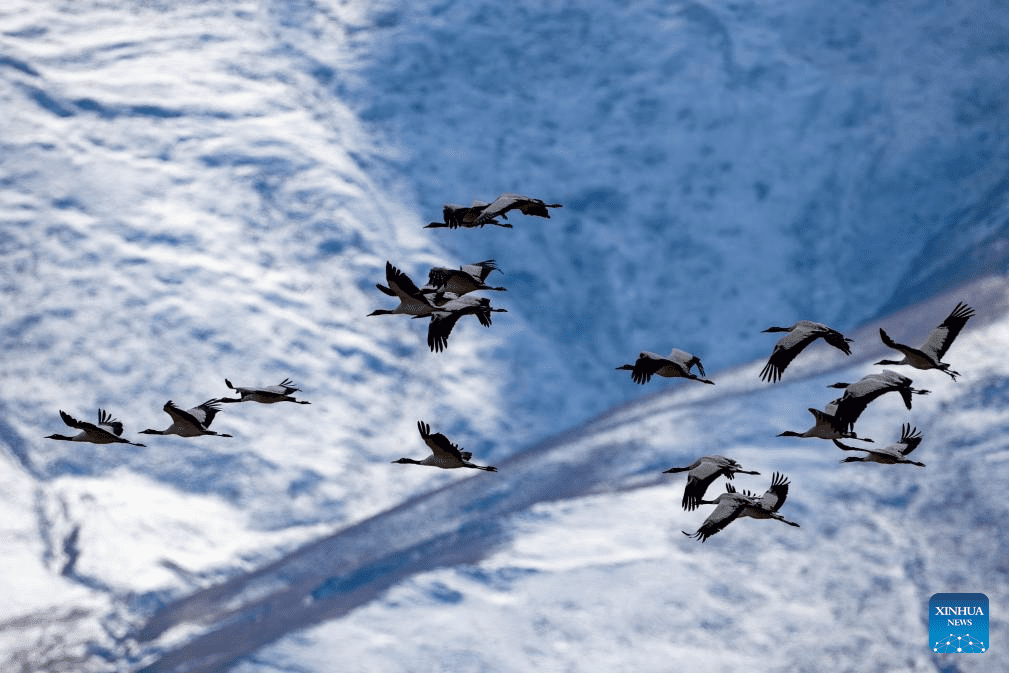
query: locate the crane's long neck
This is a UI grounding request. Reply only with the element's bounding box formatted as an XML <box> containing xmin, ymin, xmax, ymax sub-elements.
<box><xmin>762</xmin><ymin>326</ymin><xmax>790</xmax><ymax>333</ymax></box>
<box><xmin>777</xmin><ymin>430</ymin><xmax>805</xmax><ymax>437</ymax></box>
<box><xmin>45</xmin><ymin>434</ymin><xmax>75</xmax><ymax>441</ymax></box>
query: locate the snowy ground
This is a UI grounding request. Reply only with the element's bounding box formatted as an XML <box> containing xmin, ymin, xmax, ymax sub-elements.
<box><xmin>2</xmin><ymin>0</ymin><xmax>1008</xmax><ymax>671</ymax></box>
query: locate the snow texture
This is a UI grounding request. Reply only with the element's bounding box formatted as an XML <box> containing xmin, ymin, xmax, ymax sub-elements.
<box><xmin>1</xmin><ymin>0</ymin><xmax>1007</xmax><ymax>671</ymax></box>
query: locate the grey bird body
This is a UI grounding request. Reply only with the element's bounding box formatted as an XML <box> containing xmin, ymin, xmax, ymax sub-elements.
<box><xmin>471</xmin><ymin>193</ymin><xmax>562</xmax><ymax>226</ymax></box>
<box><xmin>617</xmin><ymin>349</ymin><xmax>713</xmax><ymax>385</ymax></box>
<box><xmin>827</xmin><ymin>370</ymin><xmax>930</xmax><ymax>435</ymax></box>
<box><xmin>217</xmin><ymin>378</ymin><xmax>310</xmax><ymax>405</ymax></box>
<box><xmin>777</xmin><ymin>400</ymin><xmax>871</xmax><ymax>442</ymax></box>
<box><xmin>876</xmin><ymin>302</ymin><xmax>975</xmax><ymax>380</ymax></box>
<box><xmin>369</xmin><ymin>261</ymin><xmax>453</xmax><ymax>317</ymax></box>
<box><xmin>424</xmin><ymin>295</ymin><xmax>506</xmax><ymax>353</ymax></box>
<box><xmin>683</xmin><ymin>472</ymin><xmax>799</xmax><ymax>542</ymax></box>
<box><xmin>391</xmin><ymin>421</ymin><xmax>497</xmax><ymax>471</ymax></box>
<box><xmin>46</xmin><ymin>409</ymin><xmax>145</xmax><ymax>447</ymax></box>
<box><xmin>140</xmin><ymin>400</ymin><xmax>232</xmax><ymax>438</ymax></box>
<box><xmin>663</xmin><ymin>455</ymin><xmax>760</xmax><ymax>511</ymax></box>
<box><xmin>425</xmin><ymin>201</ymin><xmax>509</xmax><ymax>229</ymax></box>
<box><xmin>834</xmin><ymin>423</ymin><xmax>925</xmax><ymax>466</ymax></box>
<box><xmin>424</xmin><ymin>260</ymin><xmax>505</xmax><ymax>297</ymax></box>
<box><xmin>760</xmin><ymin>320</ymin><xmax>853</xmax><ymax>383</ymax></box>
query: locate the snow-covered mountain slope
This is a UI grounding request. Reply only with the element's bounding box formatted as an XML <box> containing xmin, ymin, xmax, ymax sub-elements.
<box><xmin>2</xmin><ymin>0</ymin><xmax>1008</xmax><ymax>671</ymax></box>
<box><xmin>340</xmin><ymin>0</ymin><xmax>1009</xmax><ymax>422</ymax></box>
<box><xmin>7</xmin><ymin>274</ymin><xmax>1000</xmax><ymax>672</ymax></box>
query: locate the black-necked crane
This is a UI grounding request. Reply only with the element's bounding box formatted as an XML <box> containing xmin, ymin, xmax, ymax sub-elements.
<box><xmin>682</xmin><ymin>472</ymin><xmax>799</xmax><ymax>542</ymax></box>
<box><xmin>876</xmin><ymin>301</ymin><xmax>975</xmax><ymax>380</ymax></box>
<box><xmin>369</xmin><ymin>262</ymin><xmax>447</xmax><ymax>318</ymax></box>
<box><xmin>424</xmin><ymin>260</ymin><xmax>505</xmax><ymax>297</ymax></box>
<box><xmin>46</xmin><ymin>409</ymin><xmax>145</xmax><ymax>447</ymax></box>
<box><xmin>663</xmin><ymin>455</ymin><xmax>760</xmax><ymax>511</ymax></box>
<box><xmin>424</xmin><ymin>295</ymin><xmax>506</xmax><ymax>353</ymax></box>
<box><xmin>140</xmin><ymin>400</ymin><xmax>232</xmax><ymax>438</ymax></box>
<box><xmin>760</xmin><ymin>320</ymin><xmax>854</xmax><ymax>382</ymax></box>
<box><xmin>471</xmin><ymin>193</ymin><xmax>563</xmax><ymax>226</ymax></box>
<box><xmin>217</xmin><ymin>378</ymin><xmax>310</xmax><ymax>405</ymax></box>
<box><xmin>616</xmin><ymin>349</ymin><xmax>714</xmax><ymax>385</ymax></box>
<box><xmin>391</xmin><ymin>421</ymin><xmax>498</xmax><ymax>471</ymax></box>
<box><xmin>833</xmin><ymin>423</ymin><xmax>925</xmax><ymax>466</ymax></box>
<box><xmin>425</xmin><ymin>201</ymin><xmax>509</xmax><ymax>229</ymax></box>
<box><xmin>827</xmin><ymin>370</ymin><xmax>930</xmax><ymax>436</ymax></box>
<box><xmin>777</xmin><ymin>399</ymin><xmax>872</xmax><ymax>442</ymax></box>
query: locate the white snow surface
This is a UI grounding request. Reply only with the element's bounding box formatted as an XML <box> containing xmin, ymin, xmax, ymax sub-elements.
<box><xmin>1</xmin><ymin>0</ymin><xmax>1008</xmax><ymax>671</ymax></box>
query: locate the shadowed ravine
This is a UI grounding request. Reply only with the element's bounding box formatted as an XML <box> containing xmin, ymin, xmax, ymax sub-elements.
<box><xmin>134</xmin><ymin>425</ymin><xmax>641</xmax><ymax>672</ymax></box>
<box><xmin>133</xmin><ymin>275</ymin><xmax>1009</xmax><ymax>672</ymax></box>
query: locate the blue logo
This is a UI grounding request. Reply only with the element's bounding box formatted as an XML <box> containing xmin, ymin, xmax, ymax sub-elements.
<box><xmin>929</xmin><ymin>593</ymin><xmax>989</xmax><ymax>653</ymax></box>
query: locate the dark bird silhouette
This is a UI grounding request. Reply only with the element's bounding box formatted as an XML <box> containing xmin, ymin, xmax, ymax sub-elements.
<box><xmin>391</xmin><ymin>421</ymin><xmax>497</xmax><ymax>471</ymax></box>
<box><xmin>471</xmin><ymin>193</ymin><xmax>562</xmax><ymax>226</ymax></box>
<box><xmin>663</xmin><ymin>455</ymin><xmax>760</xmax><ymax>511</ymax></box>
<box><xmin>425</xmin><ymin>201</ymin><xmax>509</xmax><ymax>229</ymax></box>
<box><xmin>833</xmin><ymin>423</ymin><xmax>926</xmax><ymax>467</ymax></box>
<box><xmin>827</xmin><ymin>370</ymin><xmax>930</xmax><ymax>436</ymax></box>
<box><xmin>369</xmin><ymin>261</ymin><xmax>447</xmax><ymax>317</ymax></box>
<box><xmin>140</xmin><ymin>400</ymin><xmax>232</xmax><ymax>438</ymax></box>
<box><xmin>777</xmin><ymin>399</ymin><xmax>872</xmax><ymax>442</ymax></box>
<box><xmin>425</xmin><ymin>260</ymin><xmax>506</xmax><ymax>297</ymax></box>
<box><xmin>424</xmin><ymin>296</ymin><xmax>506</xmax><ymax>353</ymax></box>
<box><xmin>760</xmin><ymin>320</ymin><xmax>853</xmax><ymax>382</ymax></box>
<box><xmin>46</xmin><ymin>409</ymin><xmax>145</xmax><ymax>446</ymax></box>
<box><xmin>217</xmin><ymin>378</ymin><xmax>310</xmax><ymax>405</ymax></box>
<box><xmin>876</xmin><ymin>302</ymin><xmax>975</xmax><ymax>380</ymax></box>
<box><xmin>616</xmin><ymin>349</ymin><xmax>713</xmax><ymax>385</ymax></box>
<box><xmin>683</xmin><ymin>472</ymin><xmax>799</xmax><ymax>542</ymax></box>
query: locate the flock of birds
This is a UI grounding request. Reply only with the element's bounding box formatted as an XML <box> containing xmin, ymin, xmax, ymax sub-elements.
<box><xmin>45</xmin><ymin>191</ymin><xmax>977</xmax><ymax>544</ymax></box>
<box><xmin>659</xmin><ymin>303</ymin><xmax>975</xmax><ymax>541</ymax></box>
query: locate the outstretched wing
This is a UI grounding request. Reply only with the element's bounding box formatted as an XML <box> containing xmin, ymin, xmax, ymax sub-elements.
<box><xmin>60</xmin><ymin>410</ymin><xmax>107</xmax><ymax>437</ymax></box>
<box><xmin>473</xmin><ymin>194</ymin><xmax>524</xmax><ymax>225</ymax></box>
<box><xmin>831</xmin><ymin>378</ymin><xmax>892</xmax><ymax>432</ymax></box>
<box><xmin>96</xmin><ymin>408</ymin><xmax>125</xmax><ymax>436</ymax></box>
<box><xmin>630</xmin><ymin>353</ymin><xmax>665</xmax><ymax>385</ymax></box>
<box><xmin>386</xmin><ymin>261</ymin><xmax>424</xmax><ymax>299</ymax></box>
<box><xmin>460</xmin><ymin>260</ymin><xmax>500</xmax><ymax>281</ymax></box>
<box><xmin>822</xmin><ymin>328</ymin><xmax>853</xmax><ymax>356</ymax></box>
<box><xmin>922</xmin><ymin>302</ymin><xmax>975</xmax><ymax>360</ymax></box>
<box><xmin>417</xmin><ymin>420</ymin><xmax>465</xmax><ymax>461</ymax></box>
<box><xmin>898</xmin><ymin>423</ymin><xmax>924</xmax><ymax>455</ymax></box>
<box><xmin>681</xmin><ymin>460</ymin><xmax>725</xmax><ymax>511</ymax></box>
<box><xmin>170</xmin><ymin>399</ymin><xmax>224</xmax><ymax>428</ymax></box>
<box><xmin>427</xmin><ymin>310</ymin><xmax>465</xmax><ymax>353</ymax></box>
<box><xmin>426</xmin><ymin>267</ymin><xmax>455</xmax><ymax>290</ymax></box>
<box><xmin>684</xmin><ymin>499</ymin><xmax>746</xmax><ymax>542</ymax></box>
<box><xmin>760</xmin><ymin>330</ymin><xmax>822</xmax><ymax>382</ymax></box>
<box><xmin>258</xmin><ymin>378</ymin><xmax>300</xmax><ymax>395</ymax></box>
<box><xmin>760</xmin><ymin>472</ymin><xmax>790</xmax><ymax>511</ymax></box>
